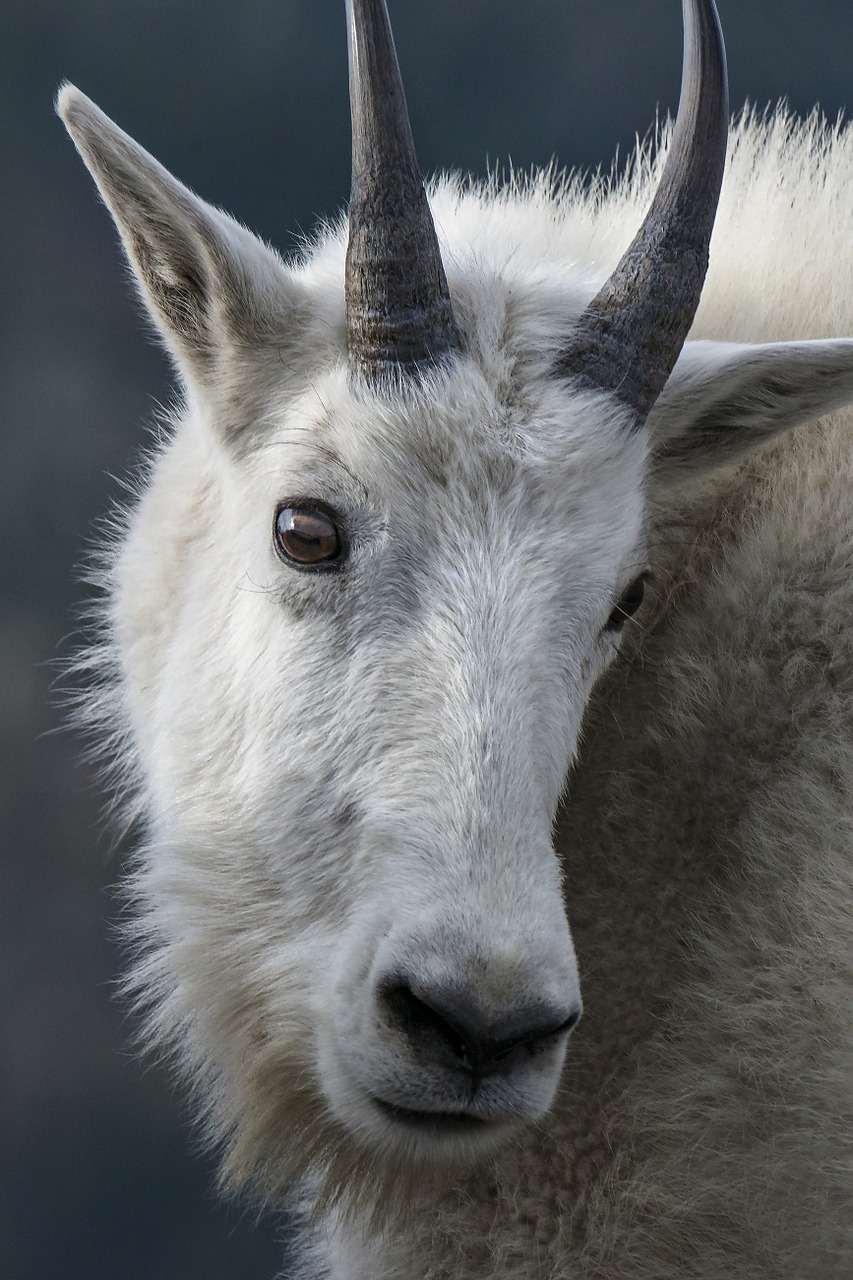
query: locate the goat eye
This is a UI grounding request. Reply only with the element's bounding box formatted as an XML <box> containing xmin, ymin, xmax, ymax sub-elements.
<box><xmin>274</xmin><ymin>506</ymin><xmax>342</xmax><ymax>567</ymax></box>
<box><xmin>605</xmin><ymin>575</ymin><xmax>647</xmax><ymax>631</ymax></box>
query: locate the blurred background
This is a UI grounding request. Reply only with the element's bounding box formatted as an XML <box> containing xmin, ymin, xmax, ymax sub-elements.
<box><xmin>1</xmin><ymin>1</ymin><xmax>849</xmax><ymax>1276</ymax></box>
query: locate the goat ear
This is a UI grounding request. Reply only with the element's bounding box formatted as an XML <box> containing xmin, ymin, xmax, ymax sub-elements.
<box><xmin>57</xmin><ymin>84</ymin><xmax>299</xmax><ymax>386</ymax></box>
<box><xmin>648</xmin><ymin>339</ymin><xmax>853</xmax><ymax>485</ymax></box>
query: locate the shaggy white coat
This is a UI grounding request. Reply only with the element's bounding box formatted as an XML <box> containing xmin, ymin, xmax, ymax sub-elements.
<box><xmin>59</xmin><ymin>86</ymin><xmax>853</xmax><ymax>1280</ymax></box>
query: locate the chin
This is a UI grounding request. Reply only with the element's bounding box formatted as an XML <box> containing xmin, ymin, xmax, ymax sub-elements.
<box><xmin>319</xmin><ymin>1041</ymin><xmax>557</xmax><ymax>1170</ymax></box>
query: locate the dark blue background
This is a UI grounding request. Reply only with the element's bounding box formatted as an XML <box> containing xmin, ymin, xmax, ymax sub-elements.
<box><xmin>1</xmin><ymin>2</ymin><xmax>849</xmax><ymax>1276</ymax></box>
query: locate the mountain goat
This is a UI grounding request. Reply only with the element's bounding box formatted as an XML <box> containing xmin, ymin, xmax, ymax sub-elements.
<box><xmin>59</xmin><ymin>0</ymin><xmax>853</xmax><ymax>1276</ymax></box>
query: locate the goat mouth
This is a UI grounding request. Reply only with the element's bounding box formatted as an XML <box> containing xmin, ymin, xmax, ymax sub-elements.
<box><xmin>371</xmin><ymin>1095</ymin><xmax>489</xmax><ymax>1134</ymax></box>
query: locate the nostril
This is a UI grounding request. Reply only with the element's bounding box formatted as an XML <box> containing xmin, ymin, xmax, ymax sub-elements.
<box><xmin>378</xmin><ymin>977</ymin><xmax>580</xmax><ymax>1075</ymax></box>
<box><xmin>380</xmin><ymin>981</ymin><xmax>470</xmax><ymax>1064</ymax></box>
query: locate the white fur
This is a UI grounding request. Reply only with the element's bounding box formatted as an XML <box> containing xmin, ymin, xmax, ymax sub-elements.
<box><xmin>59</xmin><ymin>76</ymin><xmax>853</xmax><ymax>1280</ymax></box>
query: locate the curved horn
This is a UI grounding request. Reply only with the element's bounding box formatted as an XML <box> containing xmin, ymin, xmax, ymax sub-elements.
<box><xmin>345</xmin><ymin>0</ymin><xmax>460</xmax><ymax>381</ymax></box>
<box><xmin>558</xmin><ymin>0</ymin><xmax>729</xmax><ymax>420</ymax></box>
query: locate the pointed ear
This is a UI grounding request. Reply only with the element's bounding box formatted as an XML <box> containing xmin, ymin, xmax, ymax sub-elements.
<box><xmin>647</xmin><ymin>339</ymin><xmax>853</xmax><ymax>485</ymax></box>
<box><xmin>57</xmin><ymin>83</ymin><xmax>304</xmax><ymax>388</ymax></box>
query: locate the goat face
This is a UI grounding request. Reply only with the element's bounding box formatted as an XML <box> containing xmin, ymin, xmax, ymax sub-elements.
<box><xmin>258</xmin><ymin>370</ymin><xmax>647</xmax><ymax>1157</ymax></box>
<box><xmin>117</xmin><ymin>346</ymin><xmax>648</xmax><ymax>1167</ymax></box>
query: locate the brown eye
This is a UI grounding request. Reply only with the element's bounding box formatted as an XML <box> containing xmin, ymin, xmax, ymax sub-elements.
<box><xmin>605</xmin><ymin>575</ymin><xmax>647</xmax><ymax>631</ymax></box>
<box><xmin>274</xmin><ymin>506</ymin><xmax>342</xmax><ymax>568</ymax></box>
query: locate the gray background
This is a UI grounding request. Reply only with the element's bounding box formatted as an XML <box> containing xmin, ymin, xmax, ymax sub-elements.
<box><xmin>1</xmin><ymin>1</ymin><xmax>850</xmax><ymax>1276</ymax></box>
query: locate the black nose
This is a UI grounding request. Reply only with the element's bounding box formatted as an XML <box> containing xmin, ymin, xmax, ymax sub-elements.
<box><xmin>378</xmin><ymin>978</ymin><xmax>580</xmax><ymax>1076</ymax></box>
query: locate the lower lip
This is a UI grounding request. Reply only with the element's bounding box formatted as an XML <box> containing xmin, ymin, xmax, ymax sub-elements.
<box><xmin>371</xmin><ymin>1096</ymin><xmax>489</xmax><ymax>1133</ymax></box>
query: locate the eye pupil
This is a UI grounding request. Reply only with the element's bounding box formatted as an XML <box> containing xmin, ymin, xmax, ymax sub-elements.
<box><xmin>275</xmin><ymin>507</ymin><xmax>341</xmax><ymax>566</ymax></box>
<box><xmin>606</xmin><ymin>575</ymin><xmax>647</xmax><ymax>631</ymax></box>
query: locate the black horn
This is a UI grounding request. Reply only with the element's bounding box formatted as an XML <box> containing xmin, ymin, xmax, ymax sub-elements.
<box><xmin>345</xmin><ymin>0</ymin><xmax>460</xmax><ymax>381</ymax></box>
<box><xmin>558</xmin><ymin>0</ymin><xmax>729</xmax><ymax>420</ymax></box>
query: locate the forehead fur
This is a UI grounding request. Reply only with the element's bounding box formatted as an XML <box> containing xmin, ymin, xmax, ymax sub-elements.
<box><xmin>240</xmin><ymin>357</ymin><xmax>647</xmax><ymax>547</ymax></box>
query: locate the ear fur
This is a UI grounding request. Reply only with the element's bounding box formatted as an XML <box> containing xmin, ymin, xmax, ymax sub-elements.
<box><xmin>57</xmin><ymin>83</ymin><xmax>303</xmax><ymax>387</ymax></box>
<box><xmin>648</xmin><ymin>339</ymin><xmax>853</xmax><ymax>484</ymax></box>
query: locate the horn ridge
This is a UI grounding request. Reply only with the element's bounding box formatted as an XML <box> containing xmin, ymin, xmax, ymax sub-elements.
<box><xmin>345</xmin><ymin>0</ymin><xmax>460</xmax><ymax>381</ymax></box>
<box><xmin>558</xmin><ymin>0</ymin><xmax>729</xmax><ymax>420</ymax></box>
